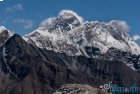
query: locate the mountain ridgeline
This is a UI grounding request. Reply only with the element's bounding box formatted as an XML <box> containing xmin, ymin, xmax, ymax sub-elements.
<box><xmin>0</xmin><ymin>10</ymin><xmax>140</xmax><ymax>94</ymax></box>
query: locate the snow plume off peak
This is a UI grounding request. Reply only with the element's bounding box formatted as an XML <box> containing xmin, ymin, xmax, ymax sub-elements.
<box><xmin>59</xmin><ymin>10</ymin><xmax>84</xmax><ymax>23</ymax></box>
<box><xmin>40</xmin><ymin>17</ymin><xmax>57</xmax><ymax>29</ymax></box>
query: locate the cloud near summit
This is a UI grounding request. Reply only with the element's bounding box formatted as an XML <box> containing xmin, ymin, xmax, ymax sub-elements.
<box><xmin>109</xmin><ymin>20</ymin><xmax>130</xmax><ymax>33</ymax></box>
<box><xmin>133</xmin><ymin>35</ymin><xmax>140</xmax><ymax>41</ymax></box>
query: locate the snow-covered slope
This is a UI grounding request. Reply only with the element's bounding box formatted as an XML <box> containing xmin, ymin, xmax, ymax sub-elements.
<box><xmin>23</xmin><ymin>10</ymin><xmax>140</xmax><ymax>56</ymax></box>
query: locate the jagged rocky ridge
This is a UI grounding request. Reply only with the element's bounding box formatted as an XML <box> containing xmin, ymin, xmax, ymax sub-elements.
<box><xmin>0</xmin><ymin>26</ymin><xmax>140</xmax><ymax>94</ymax></box>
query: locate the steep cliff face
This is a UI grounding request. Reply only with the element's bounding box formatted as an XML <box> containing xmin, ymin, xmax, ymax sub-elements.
<box><xmin>105</xmin><ymin>47</ymin><xmax>140</xmax><ymax>72</ymax></box>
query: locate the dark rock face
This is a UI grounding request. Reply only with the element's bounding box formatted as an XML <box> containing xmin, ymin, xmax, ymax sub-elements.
<box><xmin>0</xmin><ymin>34</ymin><xmax>140</xmax><ymax>94</ymax></box>
<box><xmin>105</xmin><ymin>47</ymin><xmax>140</xmax><ymax>72</ymax></box>
<box><xmin>84</xmin><ymin>46</ymin><xmax>101</xmax><ymax>56</ymax></box>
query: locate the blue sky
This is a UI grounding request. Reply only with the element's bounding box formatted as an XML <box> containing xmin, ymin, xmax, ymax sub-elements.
<box><xmin>0</xmin><ymin>0</ymin><xmax>140</xmax><ymax>40</ymax></box>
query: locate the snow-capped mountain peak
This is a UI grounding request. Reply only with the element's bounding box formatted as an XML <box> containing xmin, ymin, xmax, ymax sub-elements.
<box><xmin>0</xmin><ymin>26</ymin><xmax>7</xmax><ymax>32</ymax></box>
<box><xmin>0</xmin><ymin>26</ymin><xmax>15</xmax><ymax>45</ymax></box>
<box><xmin>39</xmin><ymin>10</ymin><xmax>84</xmax><ymax>32</ymax></box>
<box><xmin>23</xmin><ymin>10</ymin><xmax>140</xmax><ymax>56</ymax></box>
<box><xmin>0</xmin><ymin>26</ymin><xmax>14</xmax><ymax>37</ymax></box>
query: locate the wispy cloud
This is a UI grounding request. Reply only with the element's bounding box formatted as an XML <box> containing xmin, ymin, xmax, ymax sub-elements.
<box><xmin>6</xmin><ymin>4</ymin><xmax>23</xmax><ymax>12</ymax></box>
<box><xmin>133</xmin><ymin>35</ymin><xmax>140</xmax><ymax>41</ymax></box>
<box><xmin>13</xmin><ymin>18</ymin><xmax>33</xmax><ymax>29</ymax></box>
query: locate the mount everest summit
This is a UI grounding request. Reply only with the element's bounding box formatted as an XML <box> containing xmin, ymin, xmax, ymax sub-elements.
<box><xmin>24</xmin><ymin>10</ymin><xmax>140</xmax><ymax>56</ymax></box>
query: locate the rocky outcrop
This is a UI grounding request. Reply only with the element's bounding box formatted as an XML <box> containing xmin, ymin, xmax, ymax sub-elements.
<box><xmin>53</xmin><ymin>84</ymin><xmax>107</xmax><ymax>94</ymax></box>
